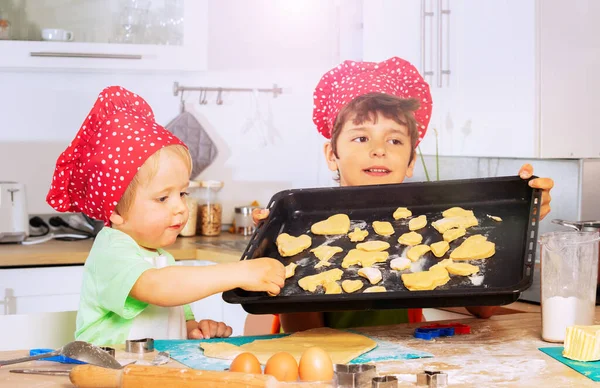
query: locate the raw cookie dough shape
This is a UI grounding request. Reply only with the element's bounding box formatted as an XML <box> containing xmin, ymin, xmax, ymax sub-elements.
<box><xmin>443</xmin><ymin>228</ymin><xmax>466</xmax><ymax>243</ymax></box>
<box><xmin>324</xmin><ymin>281</ymin><xmax>342</xmax><ymax>294</ymax></box>
<box><xmin>342</xmin><ymin>279</ymin><xmax>364</xmax><ymax>293</ymax></box>
<box><xmin>450</xmin><ymin>235</ymin><xmax>496</xmax><ymax>260</ymax></box>
<box><xmin>487</xmin><ymin>214</ymin><xmax>503</xmax><ymax>222</ymax></box>
<box><xmin>446</xmin><ymin>262</ymin><xmax>479</xmax><ymax>276</ymax></box>
<box><xmin>341</xmin><ymin>249</ymin><xmax>389</xmax><ymax>268</ymax></box>
<box><xmin>407</xmin><ymin>244</ymin><xmax>431</xmax><ymax>262</ymax></box>
<box><xmin>364</xmin><ymin>286</ymin><xmax>386</xmax><ymax>293</ymax></box>
<box><xmin>442</xmin><ymin>207</ymin><xmax>474</xmax><ymax>218</ymax></box>
<box><xmin>398</xmin><ymin>231</ymin><xmax>423</xmax><ymax>246</ymax></box>
<box><xmin>200</xmin><ymin>327</ymin><xmax>377</xmax><ymax>364</ymax></box>
<box><xmin>276</xmin><ymin>233</ymin><xmax>312</xmax><ymax>257</ymax></box>
<box><xmin>298</xmin><ymin>268</ymin><xmax>343</xmax><ymax>292</ymax></box>
<box><xmin>311</xmin><ymin>214</ymin><xmax>351</xmax><ymax>235</ymax></box>
<box><xmin>430</xmin><ymin>241</ymin><xmax>450</xmax><ymax>258</ymax></box>
<box><xmin>348</xmin><ymin>227</ymin><xmax>369</xmax><ymax>242</ymax></box>
<box><xmin>390</xmin><ymin>257</ymin><xmax>412</xmax><ymax>271</ymax></box>
<box><xmin>358</xmin><ymin>267</ymin><xmax>383</xmax><ymax>285</ymax></box>
<box><xmin>432</xmin><ymin>215</ymin><xmax>478</xmax><ymax>234</ymax></box>
<box><xmin>393</xmin><ymin>207</ymin><xmax>412</xmax><ymax>220</ymax></box>
<box><xmin>408</xmin><ymin>215</ymin><xmax>427</xmax><ymax>231</ymax></box>
<box><xmin>285</xmin><ymin>262</ymin><xmax>298</xmax><ymax>279</ymax></box>
<box><xmin>401</xmin><ymin>266</ymin><xmax>450</xmax><ymax>291</ymax></box>
<box><xmin>372</xmin><ymin>221</ymin><xmax>395</xmax><ymax>236</ymax></box>
<box><xmin>311</xmin><ymin>245</ymin><xmax>343</xmax><ymax>268</ymax></box>
<box><xmin>356</xmin><ymin>241</ymin><xmax>390</xmax><ymax>252</ymax></box>
<box><xmin>563</xmin><ymin>325</ymin><xmax>600</xmax><ymax>361</ymax></box>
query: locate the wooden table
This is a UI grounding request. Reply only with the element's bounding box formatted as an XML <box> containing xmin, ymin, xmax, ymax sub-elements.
<box><xmin>0</xmin><ymin>312</ymin><xmax>596</xmax><ymax>388</ymax></box>
<box><xmin>0</xmin><ymin>234</ymin><xmax>248</xmax><ymax>268</ymax></box>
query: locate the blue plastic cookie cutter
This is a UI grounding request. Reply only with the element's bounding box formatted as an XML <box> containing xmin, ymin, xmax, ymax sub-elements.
<box><xmin>414</xmin><ymin>327</ymin><xmax>455</xmax><ymax>340</ymax></box>
<box><xmin>29</xmin><ymin>348</ymin><xmax>86</xmax><ymax>365</ymax></box>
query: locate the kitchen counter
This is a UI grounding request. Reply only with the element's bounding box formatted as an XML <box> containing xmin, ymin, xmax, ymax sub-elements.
<box><xmin>0</xmin><ymin>234</ymin><xmax>249</xmax><ymax>268</ymax></box>
<box><xmin>0</xmin><ymin>311</ymin><xmax>596</xmax><ymax>387</ymax></box>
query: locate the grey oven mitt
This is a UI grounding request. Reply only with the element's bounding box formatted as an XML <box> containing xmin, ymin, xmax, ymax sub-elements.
<box><xmin>165</xmin><ymin>111</ymin><xmax>218</xmax><ymax>179</ymax></box>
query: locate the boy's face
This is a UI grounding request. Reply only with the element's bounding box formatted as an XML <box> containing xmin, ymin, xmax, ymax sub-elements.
<box><xmin>324</xmin><ymin>112</ymin><xmax>416</xmax><ymax>187</ymax></box>
<box><xmin>110</xmin><ymin>149</ymin><xmax>190</xmax><ymax>250</ymax></box>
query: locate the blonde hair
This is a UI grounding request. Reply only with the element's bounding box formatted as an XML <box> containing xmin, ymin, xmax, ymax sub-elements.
<box><xmin>115</xmin><ymin>144</ymin><xmax>192</xmax><ymax>216</ymax></box>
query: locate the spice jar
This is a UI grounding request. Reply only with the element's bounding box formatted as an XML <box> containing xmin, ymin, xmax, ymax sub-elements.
<box><xmin>179</xmin><ymin>180</ymin><xmax>200</xmax><ymax>237</ymax></box>
<box><xmin>196</xmin><ymin>180</ymin><xmax>224</xmax><ymax>236</ymax></box>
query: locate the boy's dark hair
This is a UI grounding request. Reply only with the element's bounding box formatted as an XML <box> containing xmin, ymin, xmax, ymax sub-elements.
<box><xmin>330</xmin><ymin>93</ymin><xmax>421</xmax><ymax>164</ymax></box>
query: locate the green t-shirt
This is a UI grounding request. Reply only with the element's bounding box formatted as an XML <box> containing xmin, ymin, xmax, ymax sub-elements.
<box><xmin>75</xmin><ymin>227</ymin><xmax>194</xmax><ymax>345</ymax></box>
<box><xmin>324</xmin><ymin>309</ymin><xmax>409</xmax><ymax>329</ymax></box>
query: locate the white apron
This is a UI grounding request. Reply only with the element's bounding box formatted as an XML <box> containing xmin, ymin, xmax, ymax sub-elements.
<box><xmin>127</xmin><ymin>255</ymin><xmax>187</xmax><ymax>340</ymax></box>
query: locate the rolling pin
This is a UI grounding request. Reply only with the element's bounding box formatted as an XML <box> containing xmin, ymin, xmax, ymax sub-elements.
<box><xmin>70</xmin><ymin>364</ymin><xmax>278</xmax><ymax>388</ymax></box>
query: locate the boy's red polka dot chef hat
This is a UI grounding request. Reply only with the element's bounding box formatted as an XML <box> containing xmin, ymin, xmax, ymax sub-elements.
<box><xmin>312</xmin><ymin>57</ymin><xmax>432</xmax><ymax>146</ymax></box>
<box><xmin>46</xmin><ymin>86</ymin><xmax>186</xmax><ymax>226</ymax></box>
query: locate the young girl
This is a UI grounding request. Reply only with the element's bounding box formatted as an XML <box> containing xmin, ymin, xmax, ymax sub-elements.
<box><xmin>254</xmin><ymin>57</ymin><xmax>554</xmax><ymax>332</ymax></box>
<box><xmin>47</xmin><ymin>86</ymin><xmax>285</xmax><ymax>345</ymax></box>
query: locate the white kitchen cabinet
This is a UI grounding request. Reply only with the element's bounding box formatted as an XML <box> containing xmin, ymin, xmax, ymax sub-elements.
<box><xmin>0</xmin><ymin>0</ymin><xmax>207</xmax><ymax>72</ymax></box>
<box><xmin>0</xmin><ymin>266</ymin><xmax>83</xmax><ymax>315</ymax></box>
<box><xmin>362</xmin><ymin>0</ymin><xmax>600</xmax><ymax>159</ymax></box>
<box><xmin>176</xmin><ymin>260</ymin><xmax>248</xmax><ymax>337</ymax></box>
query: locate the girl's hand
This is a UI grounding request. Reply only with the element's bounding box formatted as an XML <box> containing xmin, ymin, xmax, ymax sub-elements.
<box><xmin>519</xmin><ymin>163</ymin><xmax>554</xmax><ymax>220</ymax></box>
<box><xmin>252</xmin><ymin>208</ymin><xmax>269</xmax><ymax>226</ymax></box>
<box><xmin>187</xmin><ymin>319</ymin><xmax>232</xmax><ymax>340</ymax></box>
<box><xmin>240</xmin><ymin>257</ymin><xmax>285</xmax><ymax>296</ymax></box>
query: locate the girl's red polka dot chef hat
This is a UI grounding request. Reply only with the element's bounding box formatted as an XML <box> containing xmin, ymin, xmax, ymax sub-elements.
<box><xmin>46</xmin><ymin>86</ymin><xmax>186</xmax><ymax>225</ymax></box>
<box><xmin>312</xmin><ymin>56</ymin><xmax>433</xmax><ymax>146</ymax></box>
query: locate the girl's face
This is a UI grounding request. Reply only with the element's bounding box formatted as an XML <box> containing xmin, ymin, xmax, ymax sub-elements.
<box><xmin>324</xmin><ymin>112</ymin><xmax>416</xmax><ymax>187</ymax></box>
<box><xmin>110</xmin><ymin>149</ymin><xmax>190</xmax><ymax>250</ymax></box>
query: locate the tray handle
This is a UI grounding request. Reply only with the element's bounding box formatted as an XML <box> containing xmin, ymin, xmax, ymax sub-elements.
<box><xmin>524</xmin><ymin>184</ymin><xmax>543</xmax><ymax>277</ymax></box>
<box><xmin>241</xmin><ymin>198</ymin><xmax>278</xmax><ymax>261</ymax></box>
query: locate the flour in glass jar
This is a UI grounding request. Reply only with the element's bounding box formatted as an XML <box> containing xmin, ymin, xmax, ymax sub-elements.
<box><xmin>542</xmin><ymin>296</ymin><xmax>595</xmax><ymax>342</ymax></box>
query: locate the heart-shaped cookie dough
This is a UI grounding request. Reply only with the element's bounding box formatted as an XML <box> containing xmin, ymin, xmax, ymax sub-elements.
<box><xmin>276</xmin><ymin>233</ymin><xmax>312</xmax><ymax>257</ymax></box>
<box><xmin>311</xmin><ymin>214</ymin><xmax>351</xmax><ymax>235</ymax></box>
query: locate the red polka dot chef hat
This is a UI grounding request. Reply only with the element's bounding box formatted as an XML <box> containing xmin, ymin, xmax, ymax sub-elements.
<box><xmin>46</xmin><ymin>86</ymin><xmax>186</xmax><ymax>225</ymax></box>
<box><xmin>312</xmin><ymin>56</ymin><xmax>433</xmax><ymax>146</ymax></box>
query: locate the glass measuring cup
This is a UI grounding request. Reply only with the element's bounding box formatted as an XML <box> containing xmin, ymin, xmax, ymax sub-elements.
<box><xmin>539</xmin><ymin>231</ymin><xmax>600</xmax><ymax>342</ymax></box>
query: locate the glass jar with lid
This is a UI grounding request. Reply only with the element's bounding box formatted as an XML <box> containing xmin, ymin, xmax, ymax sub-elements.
<box><xmin>179</xmin><ymin>180</ymin><xmax>200</xmax><ymax>237</ymax></box>
<box><xmin>196</xmin><ymin>180</ymin><xmax>224</xmax><ymax>236</ymax></box>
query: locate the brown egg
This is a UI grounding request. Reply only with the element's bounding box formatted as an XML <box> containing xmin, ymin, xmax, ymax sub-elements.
<box><xmin>298</xmin><ymin>347</ymin><xmax>334</xmax><ymax>382</ymax></box>
<box><xmin>264</xmin><ymin>352</ymin><xmax>299</xmax><ymax>382</ymax></box>
<box><xmin>229</xmin><ymin>352</ymin><xmax>262</xmax><ymax>374</ymax></box>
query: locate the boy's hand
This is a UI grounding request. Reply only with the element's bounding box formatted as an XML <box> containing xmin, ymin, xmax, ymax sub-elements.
<box><xmin>518</xmin><ymin>164</ymin><xmax>554</xmax><ymax>220</ymax></box>
<box><xmin>187</xmin><ymin>319</ymin><xmax>232</xmax><ymax>340</ymax></box>
<box><xmin>252</xmin><ymin>208</ymin><xmax>270</xmax><ymax>226</ymax></box>
<box><xmin>240</xmin><ymin>258</ymin><xmax>285</xmax><ymax>295</ymax></box>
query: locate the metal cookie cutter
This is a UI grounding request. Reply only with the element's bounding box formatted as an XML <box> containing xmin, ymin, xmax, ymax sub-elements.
<box><xmin>372</xmin><ymin>375</ymin><xmax>398</xmax><ymax>388</ymax></box>
<box><xmin>125</xmin><ymin>338</ymin><xmax>155</xmax><ymax>353</ymax></box>
<box><xmin>335</xmin><ymin>364</ymin><xmax>377</xmax><ymax>388</ymax></box>
<box><xmin>416</xmin><ymin>370</ymin><xmax>448</xmax><ymax>387</ymax></box>
<box><xmin>99</xmin><ymin>346</ymin><xmax>116</xmax><ymax>357</ymax></box>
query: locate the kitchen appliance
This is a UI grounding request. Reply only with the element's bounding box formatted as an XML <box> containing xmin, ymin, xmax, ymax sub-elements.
<box><xmin>0</xmin><ymin>182</ymin><xmax>28</xmax><ymax>243</ymax></box>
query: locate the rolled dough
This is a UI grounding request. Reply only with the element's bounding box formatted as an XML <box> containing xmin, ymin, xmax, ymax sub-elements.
<box><xmin>200</xmin><ymin>327</ymin><xmax>377</xmax><ymax>364</ymax></box>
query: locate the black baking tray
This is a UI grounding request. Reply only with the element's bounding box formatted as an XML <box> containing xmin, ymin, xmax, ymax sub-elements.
<box><xmin>223</xmin><ymin>176</ymin><xmax>542</xmax><ymax>314</ymax></box>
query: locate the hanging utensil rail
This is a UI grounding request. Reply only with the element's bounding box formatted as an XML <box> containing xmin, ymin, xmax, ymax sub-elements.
<box><xmin>172</xmin><ymin>82</ymin><xmax>283</xmax><ymax>98</ymax></box>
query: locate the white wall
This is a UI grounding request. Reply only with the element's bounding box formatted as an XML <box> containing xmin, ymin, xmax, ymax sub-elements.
<box><xmin>0</xmin><ymin>0</ymin><xmax>585</xmax><ymax>230</ymax></box>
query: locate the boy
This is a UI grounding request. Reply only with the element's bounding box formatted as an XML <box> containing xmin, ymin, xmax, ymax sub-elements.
<box><xmin>255</xmin><ymin>57</ymin><xmax>553</xmax><ymax>332</ymax></box>
<box><xmin>47</xmin><ymin>86</ymin><xmax>285</xmax><ymax>345</ymax></box>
